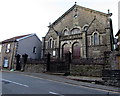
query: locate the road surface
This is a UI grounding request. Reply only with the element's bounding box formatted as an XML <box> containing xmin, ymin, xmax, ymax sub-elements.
<box><xmin>1</xmin><ymin>71</ymin><xmax>120</xmax><ymax>96</ymax></box>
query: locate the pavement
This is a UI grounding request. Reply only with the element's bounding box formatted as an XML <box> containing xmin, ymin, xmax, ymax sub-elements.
<box><xmin>1</xmin><ymin>70</ymin><xmax>120</xmax><ymax>93</ymax></box>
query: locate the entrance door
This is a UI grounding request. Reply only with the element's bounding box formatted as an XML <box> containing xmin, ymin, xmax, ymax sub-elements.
<box><xmin>62</xmin><ymin>44</ymin><xmax>69</xmax><ymax>57</ymax></box>
<box><xmin>72</xmin><ymin>43</ymin><xmax>80</xmax><ymax>59</ymax></box>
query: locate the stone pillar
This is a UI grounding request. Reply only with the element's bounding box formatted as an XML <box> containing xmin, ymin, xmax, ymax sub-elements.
<box><xmin>42</xmin><ymin>37</ymin><xmax>45</xmax><ymax>58</ymax></box>
<box><xmin>82</xmin><ymin>32</ymin><xmax>86</xmax><ymax>58</ymax></box>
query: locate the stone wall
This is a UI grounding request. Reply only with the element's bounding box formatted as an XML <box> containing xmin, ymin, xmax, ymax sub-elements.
<box><xmin>70</xmin><ymin>64</ymin><xmax>104</xmax><ymax>77</ymax></box>
<box><xmin>108</xmin><ymin>51</ymin><xmax>120</xmax><ymax>70</ymax></box>
<box><xmin>24</xmin><ymin>59</ymin><xmax>46</xmax><ymax>73</ymax></box>
<box><xmin>25</xmin><ymin>64</ymin><xmax>46</xmax><ymax>73</ymax></box>
<box><xmin>24</xmin><ymin>63</ymin><xmax>46</xmax><ymax>73</ymax></box>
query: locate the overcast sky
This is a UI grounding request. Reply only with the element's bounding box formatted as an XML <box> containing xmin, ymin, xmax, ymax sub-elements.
<box><xmin>0</xmin><ymin>0</ymin><xmax>119</xmax><ymax>41</ymax></box>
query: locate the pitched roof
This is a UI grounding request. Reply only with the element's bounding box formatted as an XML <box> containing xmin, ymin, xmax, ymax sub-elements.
<box><xmin>0</xmin><ymin>34</ymin><xmax>34</xmax><ymax>44</ymax></box>
<box><xmin>50</xmin><ymin>4</ymin><xmax>108</xmax><ymax>27</ymax></box>
<box><xmin>115</xmin><ymin>29</ymin><xmax>120</xmax><ymax>36</ymax></box>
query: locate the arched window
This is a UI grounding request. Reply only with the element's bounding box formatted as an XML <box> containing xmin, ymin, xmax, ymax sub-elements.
<box><xmin>83</xmin><ymin>26</ymin><xmax>88</xmax><ymax>31</ymax></box>
<box><xmin>71</xmin><ymin>28</ymin><xmax>80</xmax><ymax>35</ymax></box>
<box><xmin>72</xmin><ymin>42</ymin><xmax>80</xmax><ymax>59</ymax></box>
<box><xmin>62</xmin><ymin>44</ymin><xmax>69</xmax><ymax>57</ymax></box>
<box><xmin>64</xmin><ymin>29</ymin><xmax>69</xmax><ymax>35</ymax></box>
<box><xmin>93</xmin><ymin>33</ymin><xmax>99</xmax><ymax>45</ymax></box>
<box><xmin>48</xmin><ymin>38</ymin><xmax>53</xmax><ymax>48</ymax></box>
<box><xmin>49</xmin><ymin>39</ymin><xmax>52</xmax><ymax>48</ymax></box>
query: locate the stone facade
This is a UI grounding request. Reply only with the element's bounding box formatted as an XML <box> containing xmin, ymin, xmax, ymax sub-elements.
<box><xmin>0</xmin><ymin>45</ymin><xmax>2</xmax><ymax>68</ymax></box>
<box><xmin>1</xmin><ymin>42</ymin><xmax>17</xmax><ymax>70</ymax></box>
<box><xmin>42</xmin><ymin>4</ymin><xmax>114</xmax><ymax>60</ymax></box>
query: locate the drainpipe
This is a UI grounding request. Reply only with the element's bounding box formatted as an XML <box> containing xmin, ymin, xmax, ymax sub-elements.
<box><xmin>10</xmin><ymin>41</ymin><xmax>17</xmax><ymax>70</ymax></box>
<box><xmin>107</xmin><ymin>10</ymin><xmax>114</xmax><ymax>51</ymax></box>
<box><xmin>109</xmin><ymin>18</ymin><xmax>115</xmax><ymax>51</ymax></box>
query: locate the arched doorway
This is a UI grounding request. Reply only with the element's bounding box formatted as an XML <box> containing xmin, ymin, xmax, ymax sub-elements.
<box><xmin>62</xmin><ymin>43</ymin><xmax>69</xmax><ymax>57</ymax></box>
<box><xmin>72</xmin><ymin>42</ymin><xmax>80</xmax><ymax>59</ymax></box>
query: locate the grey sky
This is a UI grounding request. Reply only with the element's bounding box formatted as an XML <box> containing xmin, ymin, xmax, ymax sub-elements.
<box><xmin>0</xmin><ymin>0</ymin><xmax>119</xmax><ymax>41</ymax></box>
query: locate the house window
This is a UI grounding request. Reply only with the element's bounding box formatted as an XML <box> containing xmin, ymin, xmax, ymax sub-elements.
<box><xmin>64</xmin><ymin>29</ymin><xmax>69</xmax><ymax>35</ymax></box>
<box><xmin>3</xmin><ymin>58</ymin><xmax>9</xmax><ymax>68</ymax></box>
<box><xmin>71</xmin><ymin>28</ymin><xmax>80</xmax><ymax>35</ymax></box>
<box><xmin>52</xmin><ymin>40</ymin><xmax>54</xmax><ymax>48</ymax></box>
<box><xmin>53</xmin><ymin>50</ymin><xmax>56</xmax><ymax>56</ymax></box>
<box><xmin>33</xmin><ymin>47</ymin><xmax>36</xmax><ymax>54</ymax></box>
<box><xmin>83</xmin><ymin>26</ymin><xmax>88</xmax><ymax>31</ymax></box>
<box><xmin>48</xmin><ymin>38</ymin><xmax>53</xmax><ymax>48</ymax></box>
<box><xmin>93</xmin><ymin>33</ymin><xmax>99</xmax><ymax>45</ymax></box>
<box><xmin>6</xmin><ymin>44</ymin><xmax>11</xmax><ymax>53</ymax></box>
<box><xmin>49</xmin><ymin>39</ymin><xmax>52</xmax><ymax>48</ymax></box>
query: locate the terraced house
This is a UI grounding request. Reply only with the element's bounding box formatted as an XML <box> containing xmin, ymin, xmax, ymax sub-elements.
<box><xmin>42</xmin><ymin>3</ymin><xmax>114</xmax><ymax>60</ymax></box>
<box><xmin>0</xmin><ymin>34</ymin><xmax>42</xmax><ymax>70</ymax></box>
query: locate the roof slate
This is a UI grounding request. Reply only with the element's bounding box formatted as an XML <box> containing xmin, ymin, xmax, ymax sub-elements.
<box><xmin>0</xmin><ymin>34</ymin><xmax>32</xmax><ymax>44</ymax></box>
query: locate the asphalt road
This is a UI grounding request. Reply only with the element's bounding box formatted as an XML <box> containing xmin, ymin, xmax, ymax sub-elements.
<box><xmin>1</xmin><ymin>72</ymin><xmax>120</xmax><ymax>96</ymax></box>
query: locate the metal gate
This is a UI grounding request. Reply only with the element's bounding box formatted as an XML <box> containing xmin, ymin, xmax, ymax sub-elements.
<box><xmin>46</xmin><ymin>52</ymin><xmax>71</xmax><ymax>74</ymax></box>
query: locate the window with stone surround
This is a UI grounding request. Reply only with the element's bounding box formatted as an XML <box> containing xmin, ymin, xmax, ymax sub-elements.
<box><xmin>71</xmin><ymin>28</ymin><xmax>80</xmax><ymax>35</ymax></box>
<box><xmin>48</xmin><ymin>37</ymin><xmax>54</xmax><ymax>49</ymax></box>
<box><xmin>92</xmin><ymin>32</ymin><xmax>99</xmax><ymax>45</ymax></box>
<box><xmin>6</xmin><ymin>44</ymin><xmax>11</xmax><ymax>53</ymax></box>
<box><xmin>64</xmin><ymin>29</ymin><xmax>69</xmax><ymax>35</ymax></box>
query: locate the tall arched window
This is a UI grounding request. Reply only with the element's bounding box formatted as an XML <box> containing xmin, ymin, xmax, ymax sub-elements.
<box><xmin>48</xmin><ymin>38</ymin><xmax>53</xmax><ymax>48</ymax></box>
<box><xmin>93</xmin><ymin>33</ymin><xmax>99</xmax><ymax>45</ymax></box>
<box><xmin>62</xmin><ymin>44</ymin><xmax>69</xmax><ymax>57</ymax></box>
<box><xmin>71</xmin><ymin>28</ymin><xmax>80</xmax><ymax>35</ymax></box>
<box><xmin>72</xmin><ymin>42</ymin><xmax>80</xmax><ymax>59</ymax></box>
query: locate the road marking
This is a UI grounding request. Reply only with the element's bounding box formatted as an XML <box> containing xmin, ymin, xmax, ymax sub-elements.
<box><xmin>2</xmin><ymin>79</ymin><xmax>29</xmax><ymax>87</ymax></box>
<box><xmin>24</xmin><ymin>74</ymin><xmax>120</xmax><ymax>94</ymax></box>
<box><xmin>49</xmin><ymin>91</ymin><xmax>64</xmax><ymax>96</ymax></box>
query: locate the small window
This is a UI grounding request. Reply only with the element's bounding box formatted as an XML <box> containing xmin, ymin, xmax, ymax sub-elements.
<box><xmin>33</xmin><ymin>47</ymin><xmax>36</xmax><ymax>54</ymax></box>
<box><xmin>74</xmin><ymin>14</ymin><xmax>78</xmax><ymax>18</ymax></box>
<box><xmin>3</xmin><ymin>58</ymin><xmax>9</xmax><ymax>68</ymax></box>
<box><xmin>53</xmin><ymin>50</ymin><xmax>56</xmax><ymax>56</ymax></box>
<box><xmin>6</xmin><ymin>44</ymin><xmax>11</xmax><ymax>53</ymax></box>
<box><xmin>64</xmin><ymin>29</ymin><xmax>69</xmax><ymax>35</ymax></box>
<box><xmin>84</xmin><ymin>26</ymin><xmax>88</xmax><ymax>31</ymax></box>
